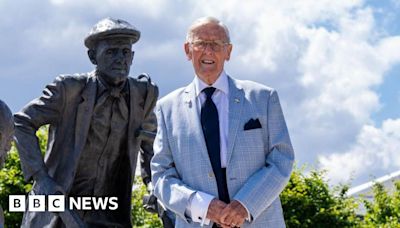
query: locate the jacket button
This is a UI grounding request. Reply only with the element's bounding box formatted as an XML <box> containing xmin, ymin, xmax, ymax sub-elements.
<box><xmin>208</xmin><ymin>172</ymin><xmax>214</xmax><ymax>178</ymax></box>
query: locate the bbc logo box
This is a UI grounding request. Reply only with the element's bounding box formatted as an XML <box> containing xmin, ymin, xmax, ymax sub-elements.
<box><xmin>9</xmin><ymin>195</ymin><xmax>65</xmax><ymax>212</ymax></box>
<box><xmin>9</xmin><ymin>195</ymin><xmax>118</xmax><ymax>212</ymax></box>
<box><xmin>9</xmin><ymin>195</ymin><xmax>25</xmax><ymax>212</ymax></box>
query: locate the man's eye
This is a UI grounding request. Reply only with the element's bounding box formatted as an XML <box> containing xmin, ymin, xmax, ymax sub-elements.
<box><xmin>106</xmin><ymin>50</ymin><xmax>113</xmax><ymax>55</ymax></box>
<box><xmin>123</xmin><ymin>49</ymin><xmax>131</xmax><ymax>55</ymax></box>
<box><xmin>198</xmin><ymin>42</ymin><xmax>207</xmax><ymax>47</ymax></box>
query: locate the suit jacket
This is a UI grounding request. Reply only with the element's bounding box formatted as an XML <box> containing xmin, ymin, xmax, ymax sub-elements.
<box><xmin>14</xmin><ymin>71</ymin><xmax>158</xmax><ymax>227</ymax></box>
<box><xmin>151</xmin><ymin>75</ymin><xmax>294</xmax><ymax>228</ymax></box>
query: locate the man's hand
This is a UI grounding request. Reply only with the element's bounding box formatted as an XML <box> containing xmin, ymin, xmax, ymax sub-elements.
<box><xmin>220</xmin><ymin>200</ymin><xmax>248</xmax><ymax>227</ymax></box>
<box><xmin>32</xmin><ymin>170</ymin><xmax>65</xmax><ymax>195</ymax></box>
<box><xmin>206</xmin><ymin>199</ymin><xmax>231</xmax><ymax>228</ymax></box>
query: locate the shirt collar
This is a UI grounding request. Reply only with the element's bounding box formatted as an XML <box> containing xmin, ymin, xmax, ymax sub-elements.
<box><xmin>194</xmin><ymin>70</ymin><xmax>229</xmax><ymax>97</ymax></box>
<box><xmin>96</xmin><ymin>73</ymin><xmax>128</xmax><ymax>98</ymax></box>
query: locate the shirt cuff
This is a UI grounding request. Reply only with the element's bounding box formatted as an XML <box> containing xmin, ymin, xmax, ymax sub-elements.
<box><xmin>186</xmin><ymin>191</ymin><xmax>215</xmax><ymax>225</ymax></box>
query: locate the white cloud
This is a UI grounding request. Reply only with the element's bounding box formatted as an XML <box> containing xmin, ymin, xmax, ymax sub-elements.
<box><xmin>378</xmin><ymin>36</ymin><xmax>400</xmax><ymax>65</ymax></box>
<box><xmin>0</xmin><ymin>0</ymin><xmax>399</xmax><ymax>186</ymax></box>
<box><xmin>49</xmin><ymin>0</ymin><xmax>168</xmax><ymax>19</ymax></box>
<box><xmin>192</xmin><ymin>0</ymin><xmax>400</xmax><ymax>185</ymax></box>
<box><xmin>319</xmin><ymin>119</ymin><xmax>400</xmax><ymax>184</ymax></box>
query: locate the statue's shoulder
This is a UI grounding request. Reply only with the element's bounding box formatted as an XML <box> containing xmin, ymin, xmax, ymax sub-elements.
<box><xmin>129</xmin><ymin>73</ymin><xmax>158</xmax><ymax>92</ymax></box>
<box><xmin>129</xmin><ymin>73</ymin><xmax>159</xmax><ymax>101</ymax></box>
<box><xmin>130</xmin><ymin>73</ymin><xmax>153</xmax><ymax>85</ymax></box>
<box><xmin>55</xmin><ymin>72</ymin><xmax>90</xmax><ymax>84</ymax></box>
<box><xmin>53</xmin><ymin>72</ymin><xmax>92</xmax><ymax>92</ymax></box>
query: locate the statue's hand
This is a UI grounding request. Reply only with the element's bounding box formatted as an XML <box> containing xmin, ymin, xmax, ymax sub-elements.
<box><xmin>142</xmin><ymin>193</ymin><xmax>158</xmax><ymax>214</ymax></box>
<box><xmin>32</xmin><ymin>170</ymin><xmax>65</xmax><ymax>195</ymax></box>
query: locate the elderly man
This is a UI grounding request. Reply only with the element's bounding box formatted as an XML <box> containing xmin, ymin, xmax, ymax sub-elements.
<box><xmin>0</xmin><ymin>100</ymin><xmax>14</xmax><ymax>227</ymax></box>
<box><xmin>151</xmin><ymin>17</ymin><xmax>294</xmax><ymax>227</ymax></box>
<box><xmin>14</xmin><ymin>18</ymin><xmax>158</xmax><ymax>227</ymax></box>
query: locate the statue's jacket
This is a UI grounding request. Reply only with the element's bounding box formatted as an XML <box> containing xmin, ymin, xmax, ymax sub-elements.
<box><xmin>14</xmin><ymin>71</ymin><xmax>158</xmax><ymax>227</ymax></box>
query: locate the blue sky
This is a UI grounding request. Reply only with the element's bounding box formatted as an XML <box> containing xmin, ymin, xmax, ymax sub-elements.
<box><xmin>0</xmin><ymin>0</ymin><xmax>399</xmax><ymax>187</ymax></box>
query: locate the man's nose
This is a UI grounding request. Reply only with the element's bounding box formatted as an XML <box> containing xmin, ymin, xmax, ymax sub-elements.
<box><xmin>114</xmin><ymin>50</ymin><xmax>125</xmax><ymax>62</ymax></box>
<box><xmin>203</xmin><ymin>43</ymin><xmax>215</xmax><ymax>54</ymax></box>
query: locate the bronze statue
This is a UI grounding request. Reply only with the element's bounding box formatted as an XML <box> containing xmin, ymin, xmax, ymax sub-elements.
<box><xmin>0</xmin><ymin>100</ymin><xmax>14</xmax><ymax>228</ymax></box>
<box><xmin>14</xmin><ymin>18</ymin><xmax>158</xmax><ymax>227</ymax></box>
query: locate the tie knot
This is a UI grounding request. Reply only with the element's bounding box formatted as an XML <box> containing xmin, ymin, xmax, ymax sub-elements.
<box><xmin>108</xmin><ymin>82</ymin><xmax>128</xmax><ymax>98</ymax></box>
<box><xmin>202</xmin><ymin>87</ymin><xmax>216</xmax><ymax>100</ymax></box>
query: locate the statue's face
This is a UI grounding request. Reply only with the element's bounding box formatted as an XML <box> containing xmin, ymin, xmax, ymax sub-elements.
<box><xmin>0</xmin><ymin>126</ymin><xmax>13</xmax><ymax>167</ymax></box>
<box><xmin>94</xmin><ymin>38</ymin><xmax>134</xmax><ymax>86</ymax></box>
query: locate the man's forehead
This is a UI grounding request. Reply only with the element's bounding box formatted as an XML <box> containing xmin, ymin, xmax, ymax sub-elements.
<box><xmin>192</xmin><ymin>23</ymin><xmax>227</xmax><ymax>38</ymax></box>
<box><xmin>97</xmin><ymin>38</ymin><xmax>132</xmax><ymax>47</ymax></box>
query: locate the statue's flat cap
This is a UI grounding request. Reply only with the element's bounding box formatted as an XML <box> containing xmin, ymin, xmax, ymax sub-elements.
<box><xmin>84</xmin><ymin>18</ymin><xmax>140</xmax><ymax>49</ymax></box>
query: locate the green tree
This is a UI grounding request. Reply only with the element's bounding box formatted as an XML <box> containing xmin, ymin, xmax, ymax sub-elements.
<box><xmin>0</xmin><ymin>126</ymin><xmax>163</xmax><ymax>227</ymax></box>
<box><xmin>3</xmin><ymin>127</ymin><xmax>400</xmax><ymax>227</ymax></box>
<box><xmin>0</xmin><ymin>125</ymin><xmax>48</xmax><ymax>227</ymax></box>
<box><xmin>281</xmin><ymin>168</ymin><xmax>360</xmax><ymax>227</ymax></box>
<box><xmin>0</xmin><ymin>146</ymin><xmax>30</xmax><ymax>227</ymax></box>
<box><xmin>0</xmin><ymin>126</ymin><xmax>48</xmax><ymax>228</ymax></box>
<box><xmin>361</xmin><ymin>181</ymin><xmax>400</xmax><ymax>227</ymax></box>
<box><xmin>131</xmin><ymin>178</ymin><xmax>162</xmax><ymax>228</ymax></box>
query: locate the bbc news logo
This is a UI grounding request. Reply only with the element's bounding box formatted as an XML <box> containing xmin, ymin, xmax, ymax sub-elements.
<box><xmin>9</xmin><ymin>195</ymin><xmax>118</xmax><ymax>212</ymax></box>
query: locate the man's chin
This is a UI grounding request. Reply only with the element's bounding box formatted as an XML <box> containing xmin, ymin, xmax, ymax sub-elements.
<box><xmin>113</xmin><ymin>75</ymin><xmax>128</xmax><ymax>85</ymax></box>
<box><xmin>112</xmin><ymin>69</ymin><xmax>129</xmax><ymax>76</ymax></box>
<box><xmin>101</xmin><ymin>73</ymin><xmax>128</xmax><ymax>86</ymax></box>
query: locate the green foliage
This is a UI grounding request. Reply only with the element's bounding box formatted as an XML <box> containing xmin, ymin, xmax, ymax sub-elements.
<box><xmin>2</xmin><ymin>126</ymin><xmax>400</xmax><ymax>227</ymax></box>
<box><xmin>0</xmin><ymin>146</ymin><xmax>30</xmax><ymax>227</ymax></box>
<box><xmin>131</xmin><ymin>178</ymin><xmax>162</xmax><ymax>228</ymax></box>
<box><xmin>361</xmin><ymin>181</ymin><xmax>400</xmax><ymax>227</ymax></box>
<box><xmin>0</xmin><ymin>125</ymin><xmax>48</xmax><ymax>227</ymax></box>
<box><xmin>281</xmin><ymin>168</ymin><xmax>360</xmax><ymax>227</ymax></box>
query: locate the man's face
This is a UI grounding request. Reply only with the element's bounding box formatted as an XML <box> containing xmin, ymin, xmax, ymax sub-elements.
<box><xmin>94</xmin><ymin>38</ymin><xmax>134</xmax><ymax>86</ymax></box>
<box><xmin>184</xmin><ymin>22</ymin><xmax>232</xmax><ymax>85</ymax></box>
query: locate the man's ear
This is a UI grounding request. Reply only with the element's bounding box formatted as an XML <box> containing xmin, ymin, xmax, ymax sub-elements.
<box><xmin>88</xmin><ymin>49</ymin><xmax>97</xmax><ymax>65</ymax></box>
<box><xmin>184</xmin><ymin>43</ymin><xmax>192</xmax><ymax>61</ymax></box>
<box><xmin>225</xmin><ymin>44</ymin><xmax>233</xmax><ymax>61</ymax></box>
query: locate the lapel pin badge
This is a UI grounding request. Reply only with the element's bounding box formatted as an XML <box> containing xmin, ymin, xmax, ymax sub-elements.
<box><xmin>185</xmin><ymin>100</ymin><xmax>192</xmax><ymax>108</ymax></box>
<box><xmin>234</xmin><ymin>98</ymin><xmax>240</xmax><ymax>103</ymax></box>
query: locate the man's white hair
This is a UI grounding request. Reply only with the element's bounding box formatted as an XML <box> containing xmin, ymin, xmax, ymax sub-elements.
<box><xmin>186</xmin><ymin>17</ymin><xmax>231</xmax><ymax>43</ymax></box>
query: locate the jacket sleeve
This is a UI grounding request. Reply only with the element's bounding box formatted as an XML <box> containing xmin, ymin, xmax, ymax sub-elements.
<box><xmin>14</xmin><ymin>76</ymin><xmax>65</xmax><ymax>181</ymax></box>
<box><xmin>151</xmin><ymin>104</ymin><xmax>197</xmax><ymax>223</ymax></box>
<box><xmin>233</xmin><ymin>90</ymin><xmax>295</xmax><ymax>221</ymax></box>
<box><xmin>137</xmin><ymin>75</ymin><xmax>159</xmax><ymax>186</ymax></box>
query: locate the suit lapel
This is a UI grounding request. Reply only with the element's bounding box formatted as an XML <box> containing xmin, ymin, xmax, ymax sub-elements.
<box><xmin>226</xmin><ymin>77</ymin><xmax>244</xmax><ymax>165</ymax></box>
<box><xmin>74</xmin><ymin>73</ymin><xmax>96</xmax><ymax>155</ymax></box>
<box><xmin>183</xmin><ymin>82</ymin><xmax>212</xmax><ymax>165</ymax></box>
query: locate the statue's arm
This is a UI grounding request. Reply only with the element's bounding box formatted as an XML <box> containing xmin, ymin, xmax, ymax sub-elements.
<box><xmin>14</xmin><ymin>76</ymin><xmax>65</xmax><ymax>183</ymax></box>
<box><xmin>139</xmin><ymin>79</ymin><xmax>159</xmax><ymax>186</ymax></box>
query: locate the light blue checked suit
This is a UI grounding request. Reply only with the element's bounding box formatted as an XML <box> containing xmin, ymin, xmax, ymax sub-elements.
<box><xmin>151</xmin><ymin>75</ymin><xmax>294</xmax><ymax>227</ymax></box>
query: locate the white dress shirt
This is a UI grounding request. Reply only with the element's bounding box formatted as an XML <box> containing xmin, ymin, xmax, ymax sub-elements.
<box><xmin>186</xmin><ymin>71</ymin><xmax>229</xmax><ymax>225</ymax></box>
<box><xmin>186</xmin><ymin>71</ymin><xmax>252</xmax><ymax>226</ymax></box>
<box><xmin>195</xmin><ymin>71</ymin><xmax>230</xmax><ymax>168</ymax></box>
<box><xmin>187</xmin><ymin>71</ymin><xmax>251</xmax><ymax>226</ymax></box>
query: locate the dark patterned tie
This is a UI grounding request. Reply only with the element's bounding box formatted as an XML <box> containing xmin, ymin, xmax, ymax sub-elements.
<box><xmin>201</xmin><ymin>87</ymin><xmax>230</xmax><ymax>204</ymax></box>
